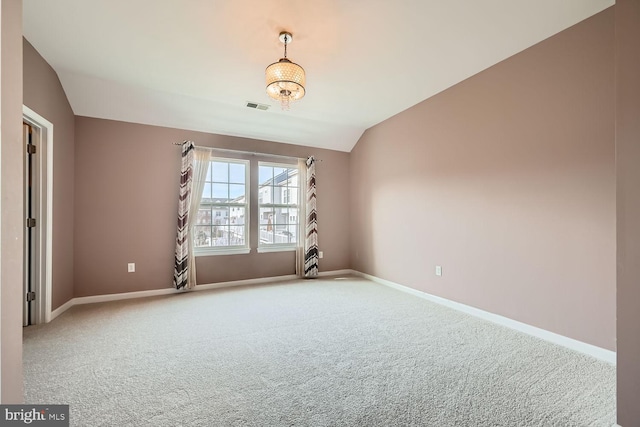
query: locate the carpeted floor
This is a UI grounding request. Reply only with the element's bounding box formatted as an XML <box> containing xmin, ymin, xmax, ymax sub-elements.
<box><xmin>23</xmin><ymin>276</ymin><xmax>616</xmax><ymax>426</ymax></box>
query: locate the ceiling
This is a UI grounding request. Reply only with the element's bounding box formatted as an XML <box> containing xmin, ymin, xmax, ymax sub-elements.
<box><xmin>22</xmin><ymin>0</ymin><xmax>613</xmax><ymax>152</ymax></box>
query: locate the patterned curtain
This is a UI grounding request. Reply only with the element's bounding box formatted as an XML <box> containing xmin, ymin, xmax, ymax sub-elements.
<box><xmin>295</xmin><ymin>158</ymin><xmax>307</xmax><ymax>277</ymax></box>
<box><xmin>304</xmin><ymin>156</ymin><xmax>319</xmax><ymax>277</ymax></box>
<box><xmin>174</xmin><ymin>142</ymin><xmax>209</xmax><ymax>289</ymax></box>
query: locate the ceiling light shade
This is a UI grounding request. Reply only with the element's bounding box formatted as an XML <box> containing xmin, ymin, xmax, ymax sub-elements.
<box><xmin>266</xmin><ymin>32</ymin><xmax>306</xmax><ymax>110</ymax></box>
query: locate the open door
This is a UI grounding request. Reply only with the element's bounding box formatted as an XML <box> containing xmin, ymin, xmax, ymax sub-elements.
<box><xmin>23</xmin><ymin>122</ymin><xmax>36</xmax><ymax>326</ymax></box>
<box><xmin>23</xmin><ymin>106</ymin><xmax>53</xmax><ymax>324</ymax></box>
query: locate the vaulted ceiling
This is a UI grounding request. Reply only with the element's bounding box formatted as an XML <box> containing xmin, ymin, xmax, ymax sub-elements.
<box><xmin>22</xmin><ymin>0</ymin><xmax>613</xmax><ymax>152</ymax></box>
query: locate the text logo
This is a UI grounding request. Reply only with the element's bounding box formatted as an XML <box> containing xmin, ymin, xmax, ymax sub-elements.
<box><xmin>0</xmin><ymin>405</ymin><xmax>68</xmax><ymax>426</ymax></box>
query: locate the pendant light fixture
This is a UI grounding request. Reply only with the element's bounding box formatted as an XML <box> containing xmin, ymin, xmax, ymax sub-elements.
<box><xmin>265</xmin><ymin>32</ymin><xmax>306</xmax><ymax>110</ymax></box>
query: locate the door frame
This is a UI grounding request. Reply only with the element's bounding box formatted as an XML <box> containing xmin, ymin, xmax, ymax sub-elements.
<box><xmin>22</xmin><ymin>105</ymin><xmax>53</xmax><ymax>324</ymax></box>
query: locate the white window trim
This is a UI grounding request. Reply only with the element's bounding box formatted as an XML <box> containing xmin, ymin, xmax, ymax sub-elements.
<box><xmin>194</xmin><ymin>157</ymin><xmax>250</xmax><ymax>255</ymax></box>
<box><xmin>195</xmin><ymin>247</ymin><xmax>252</xmax><ymax>257</ymax></box>
<box><xmin>256</xmin><ymin>246</ymin><xmax>296</xmax><ymax>253</ymax></box>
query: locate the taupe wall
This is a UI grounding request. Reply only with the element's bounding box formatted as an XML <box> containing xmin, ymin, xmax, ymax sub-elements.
<box><xmin>349</xmin><ymin>10</ymin><xmax>615</xmax><ymax>350</ymax></box>
<box><xmin>1</xmin><ymin>0</ymin><xmax>24</xmax><ymax>403</ymax></box>
<box><xmin>74</xmin><ymin>117</ymin><xmax>349</xmax><ymax>297</ymax></box>
<box><xmin>23</xmin><ymin>39</ymin><xmax>75</xmax><ymax>310</ymax></box>
<box><xmin>616</xmin><ymin>0</ymin><xmax>640</xmax><ymax>425</ymax></box>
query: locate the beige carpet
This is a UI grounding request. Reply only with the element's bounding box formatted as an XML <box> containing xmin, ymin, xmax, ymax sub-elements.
<box><xmin>23</xmin><ymin>276</ymin><xmax>615</xmax><ymax>426</ymax></box>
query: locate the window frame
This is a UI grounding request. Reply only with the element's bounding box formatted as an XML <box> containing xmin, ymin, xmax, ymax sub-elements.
<box><xmin>257</xmin><ymin>161</ymin><xmax>301</xmax><ymax>253</ymax></box>
<box><xmin>194</xmin><ymin>156</ymin><xmax>250</xmax><ymax>257</ymax></box>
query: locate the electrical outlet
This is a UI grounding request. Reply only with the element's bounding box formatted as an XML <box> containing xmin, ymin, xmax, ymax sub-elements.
<box><xmin>319</xmin><ymin>251</ymin><xmax>324</xmax><ymax>259</ymax></box>
<box><xmin>128</xmin><ymin>263</ymin><xmax>135</xmax><ymax>273</ymax></box>
<box><xmin>435</xmin><ymin>265</ymin><xmax>442</xmax><ymax>277</ymax></box>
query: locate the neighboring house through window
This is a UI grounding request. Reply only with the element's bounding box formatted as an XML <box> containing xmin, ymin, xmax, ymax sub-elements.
<box><xmin>258</xmin><ymin>162</ymin><xmax>300</xmax><ymax>250</ymax></box>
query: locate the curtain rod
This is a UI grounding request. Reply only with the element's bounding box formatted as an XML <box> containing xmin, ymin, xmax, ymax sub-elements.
<box><xmin>172</xmin><ymin>141</ymin><xmax>320</xmax><ymax>162</ymax></box>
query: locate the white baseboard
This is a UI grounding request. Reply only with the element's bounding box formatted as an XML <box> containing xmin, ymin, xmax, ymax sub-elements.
<box><xmin>73</xmin><ymin>287</ymin><xmax>179</xmax><ymax>306</ymax></box>
<box><xmin>352</xmin><ymin>270</ymin><xmax>616</xmax><ymax>365</ymax></box>
<box><xmin>48</xmin><ymin>270</ymin><xmax>351</xmax><ymax>320</ymax></box>
<box><xmin>50</xmin><ymin>298</ymin><xmax>74</xmax><ymax>321</ymax></box>
<box><xmin>195</xmin><ymin>274</ymin><xmax>299</xmax><ymax>291</ymax></box>
<box><xmin>318</xmin><ymin>269</ymin><xmax>353</xmax><ymax>277</ymax></box>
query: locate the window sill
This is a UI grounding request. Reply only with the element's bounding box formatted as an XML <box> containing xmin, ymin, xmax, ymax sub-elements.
<box><xmin>257</xmin><ymin>246</ymin><xmax>297</xmax><ymax>254</ymax></box>
<box><xmin>195</xmin><ymin>247</ymin><xmax>251</xmax><ymax>257</ymax></box>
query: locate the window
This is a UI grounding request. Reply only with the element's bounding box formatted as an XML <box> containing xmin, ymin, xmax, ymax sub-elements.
<box><xmin>194</xmin><ymin>158</ymin><xmax>249</xmax><ymax>255</ymax></box>
<box><xmin>258</xmin><ymin>163</ymin><xmax>300</xmax><ymax>250</ymax></box>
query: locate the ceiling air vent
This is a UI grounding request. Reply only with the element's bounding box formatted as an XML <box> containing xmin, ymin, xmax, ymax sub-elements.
<box><xmin>246</xmin><ymin>102</ymin><xmax>270</xmax><ymax>111</ymax></box>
